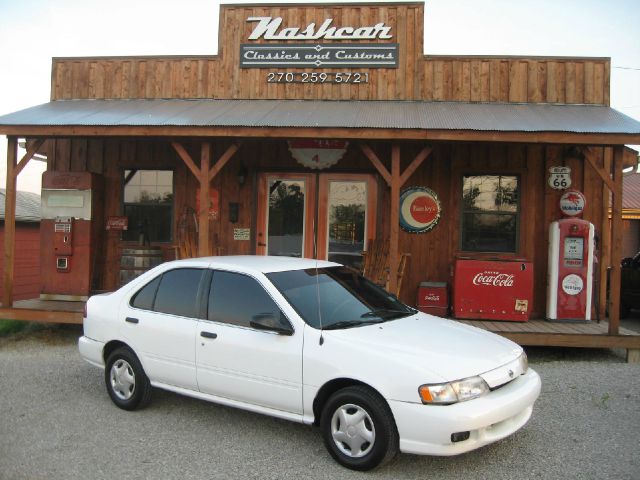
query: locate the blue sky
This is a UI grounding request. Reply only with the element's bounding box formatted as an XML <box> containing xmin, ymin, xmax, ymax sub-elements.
<box><xmin>1</xmin><ymin>0</ymin><xmax>638</xmax><ymax>192</ymax></box>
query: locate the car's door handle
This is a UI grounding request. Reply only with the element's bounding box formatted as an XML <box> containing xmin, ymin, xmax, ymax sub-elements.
<box><xmin>200</xmin><ymin>331</ymin><xmax>217</xmax><ymax>339</ymax></box>
<box><xmin>125</xmin><ymin>317</ymin><xmax>139</xmax><ymax>324</ymax></box>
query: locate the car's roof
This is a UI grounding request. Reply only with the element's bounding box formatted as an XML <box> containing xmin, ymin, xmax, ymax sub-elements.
<box><xmin>172</xmin><ymin>255</ymin><xmax>340</xmax><ymax>273</ymax></box>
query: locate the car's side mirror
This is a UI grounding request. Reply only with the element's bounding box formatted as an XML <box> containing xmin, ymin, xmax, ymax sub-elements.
<box><xmin>250</xmin><ymin>312</ymin><xmax>293</xmax><ymax>336</ymax></box>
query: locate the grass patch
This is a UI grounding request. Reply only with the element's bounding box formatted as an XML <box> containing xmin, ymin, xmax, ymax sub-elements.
<box><xmin>0</xmin><ymin>319</ymin><xmax>30</xmax><ymax>336</ymax></box>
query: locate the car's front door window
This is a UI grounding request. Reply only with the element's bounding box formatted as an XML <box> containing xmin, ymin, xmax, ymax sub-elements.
<box><xmin>208</xmin><ymin>270</ymin><xmax>290</xmax><ymax>331</ymax></box>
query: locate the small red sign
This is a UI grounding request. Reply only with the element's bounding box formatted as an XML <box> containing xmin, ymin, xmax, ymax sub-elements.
<box><xmin>106</xmin><ymin>216</ymin><xmax>128</xmax><ymax>231</ymax></box>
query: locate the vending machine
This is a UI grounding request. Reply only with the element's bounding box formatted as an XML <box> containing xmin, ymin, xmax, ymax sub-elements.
<box><xmin>546</xmin><ymin>218</ymin><xmax>595</xmax><ymax>321</ymax></box>
<box><xmin>40</xmin><ymin>172</ymin><xmax>103</xmax><ymax>301</ymax></box>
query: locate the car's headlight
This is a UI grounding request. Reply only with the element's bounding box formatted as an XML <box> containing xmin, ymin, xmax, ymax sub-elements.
<box><xmin>518</xmin><ymin>351</ymin><xmax>529</xmax><ymax>374</ymax></box>
<box><xmin>419</xmin><ymin>376</ymin><xmax>489</xmax><ymax>405</ymax></box>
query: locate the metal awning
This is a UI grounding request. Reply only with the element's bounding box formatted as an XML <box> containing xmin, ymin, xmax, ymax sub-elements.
<box><xmin>1</xmin><ymin>99</ymin><xmax>639</xmax><ymax>144</ymax></box>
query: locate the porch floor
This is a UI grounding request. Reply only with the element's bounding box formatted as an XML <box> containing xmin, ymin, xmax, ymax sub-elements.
<box><xmin>0</xmin><ymin>299</ymin><xmax>84</xmax><ymax>323</ymax></box>
<box><xmin>1</xmin><ymin>299</ymin><xmax>639</xmax><ymax>360</ymax></box>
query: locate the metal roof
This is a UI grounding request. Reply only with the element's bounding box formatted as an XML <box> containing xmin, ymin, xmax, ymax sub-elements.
<box><xmin>1</xmin><ymin>99</ymin><xmax>639</xmax><ymax>134</ymax></box>
<box><xmin>0</xmin><ymin>189</ymin><xmax>41</xmax><ymax>223</ymax></box>
<box><xmin>623</xmin><ymin>172</ymin><xmax>640</xmax><ymax>211</ymax></box>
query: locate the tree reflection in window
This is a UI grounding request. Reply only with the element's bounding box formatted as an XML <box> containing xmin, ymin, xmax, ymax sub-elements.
<box><xmin>461</xmin><ymin>175</ymin><xmax>519</xmax><ymax>253</ymax></box>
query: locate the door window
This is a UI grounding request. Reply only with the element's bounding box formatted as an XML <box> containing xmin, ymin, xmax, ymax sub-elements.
<box><xmin>142</xmin><ymin>268</ymin><xmax>204</xmax><ymax>318</ymax></box>
<box><xmin>208</xmin><ymin>271</ymin><xmax>288</xmax><ymax>330</ymax></box>
<box><xmin>267</xmin><ymin>179</ymin><xmax>307</xmax><ymax>257</ymax></box>
<box><xmin>325</xmin><ymin>180</ymin><xmax>368</xmax><ymax>269</ymax></box>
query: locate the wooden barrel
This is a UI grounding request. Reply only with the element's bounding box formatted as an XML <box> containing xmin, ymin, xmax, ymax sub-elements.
<box><xmin>119</xmin><ymin>248</ymin><xmax>164</xmax><ymax>286</ymax></box>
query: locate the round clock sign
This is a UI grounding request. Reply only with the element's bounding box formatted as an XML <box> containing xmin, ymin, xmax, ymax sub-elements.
<box><xmin>399</xmin><ymin>187</ymin><xmax>442</xmax><ymax>233</ymax></box>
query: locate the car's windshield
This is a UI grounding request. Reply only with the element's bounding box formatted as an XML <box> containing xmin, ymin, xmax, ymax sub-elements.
<box><xmin>266</xmin><ymin>266</ymin><xmax>416</xmax><ymax>329</ymax></box>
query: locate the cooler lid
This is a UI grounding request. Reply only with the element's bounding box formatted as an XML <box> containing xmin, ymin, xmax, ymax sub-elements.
<box><xmin>419</xmin><ymin>281</ymin><xmax>447</xmax><ymax>288</ymax></box>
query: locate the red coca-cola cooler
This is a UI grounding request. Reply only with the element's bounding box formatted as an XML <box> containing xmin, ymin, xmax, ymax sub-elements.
<box><xmin>416</xmin><ymin>281</ymin><xmax>448</xmax><ymax>317</ymax></box>
<box><xmin>452</xmin><ymin>258</ymin><xmax>533</xmax><ymax>321</ymax></box>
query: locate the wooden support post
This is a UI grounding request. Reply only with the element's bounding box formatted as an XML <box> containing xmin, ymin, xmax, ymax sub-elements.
<box><xmin>3</xmin><ymin>137</ymin><xmax>18</xmax><ymax>308</ymax></box>
<box><xmin>599</xmin><ymin>147</ymin><xmax>613</xmax><ymax>320</ymax></box>
<box><xmin>608</xmin><ymin>146</ymin><xmax>624</xmax><ymax>335</ymax></box>
<box><xmin>198</xmin><ymin>142</ymin><xmax>211</xmax><ymax>257</ymax></box>
<box><xmin>388</xmin><ymin>145</ymin><xmax>401</xmax><ymax>295</ymax></box>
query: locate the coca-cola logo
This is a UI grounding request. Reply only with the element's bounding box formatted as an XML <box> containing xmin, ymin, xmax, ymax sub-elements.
<box><xmin>424</xmin><ymin>294</ymin><xmax>440</xmax><ymax>301</ymax></box>
<box><xmin>472</xmin><ymin>271</ymin><xmax>515</xmax><ymax>287</ymax></box>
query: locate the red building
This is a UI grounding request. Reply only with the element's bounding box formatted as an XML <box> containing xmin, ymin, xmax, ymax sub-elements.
<box><xmin>0</xmin><ymin>189</ymin><xmax>40</xmax><ymax>301</ymax></box>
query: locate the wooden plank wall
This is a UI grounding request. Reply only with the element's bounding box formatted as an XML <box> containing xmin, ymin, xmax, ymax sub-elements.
<box><xmin>50</xmin><ymin>4</ymin><xmax>609</xmax><ymax>105</ymax></box>
<box><xmin>45</xmin><ymin>135</ymin><xmax>607</xmax><ymax>316</ymax></box>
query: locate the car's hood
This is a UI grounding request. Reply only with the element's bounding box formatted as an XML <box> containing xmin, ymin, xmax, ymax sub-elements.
<box><xmin>324</xmin><ymin>312</ymin><xmax>522</xmax><ymax>382</ymax></box>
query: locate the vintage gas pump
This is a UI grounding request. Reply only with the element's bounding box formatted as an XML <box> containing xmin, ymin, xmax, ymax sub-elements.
<box><xmin>40</xmin><ymin>172</ymin><xmax>103</xmax><ymax>301</ymax></box>
<box><xmin>546</xmin><ymin>191</ymin><xmax>595</xmax><ymax>322</ymax></box>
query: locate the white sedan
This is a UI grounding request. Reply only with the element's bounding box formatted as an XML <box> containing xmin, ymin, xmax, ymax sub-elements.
<box><xmin>79</xmin><ymin>256</ymin><xmax>541</xmax><ymax>471</ymax></box>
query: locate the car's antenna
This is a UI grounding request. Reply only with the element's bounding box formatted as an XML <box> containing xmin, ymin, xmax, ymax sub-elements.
<box><xmin>313</xmin><ymin>217</ymin><xmax>324</xmax><ymax>345</ymax></box>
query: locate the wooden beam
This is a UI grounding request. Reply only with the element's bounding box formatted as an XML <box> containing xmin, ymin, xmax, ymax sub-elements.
<box><xmin>359</xmin><ymin>143</ymin><xmax>391</xmax><ymax>186</ymax></box>
<box><xmin>599</xmin><ymin>147</ymin><xmax>613</xmax><ymax>320</ymax></box>
<box><xmin>2</xmin><ymin>125</ymin><xmax>639</xmax><ymax>145</ymax></box>
<box><xmin>3</xmin><ymin>137</ymin><xmax>18</xmax><ymax>308</ymax></box>
<box><xmin>584</xmin><ymin>150</ymin><xmax>615</xmax><ymax>192</ymax></box>
<box><xmin>171</xmin><ymin>141</ymin><xmax>200</xmax><ymax>179</ymax></box>
<box><xmin>608</xmin><ymin>146</ymin><xmax>624</xmax><ymax>335</ymax></box>
<box><xmin>388</xmin><ymin>145</ymin><xmax>401</xmax><ymax>295</ymax></box>
<box><xmin>198</xmin><ymin>142</ymin><xmax>211</xmax><ymax>257</ymax></box>
<box><xmin>208</xmin><ymin>142</ymin><xmax>241</xmax><ymax>182</ymax></box>
<box><xmin>400</xmin><ymin>146</ymin><xmax>432</xmax><ymax>186</ymax></box>
<box><xmin>15</xmin><ymin>139</ymin><xmax>45</xmax><ymax>177</ymax></box>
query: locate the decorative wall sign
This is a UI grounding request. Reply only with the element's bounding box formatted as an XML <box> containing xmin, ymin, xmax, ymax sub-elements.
<box><xmin>246</xmin><ymin>17</ymin><xmax>393</xmax><ymax>41</ymax></box>
<box><xmin>240</xmin><ymin>44</ymin><xmax>398</xmax><ymax>68</ymax></box>
<box><xmin>241</xmin><ymin>16</ymin><xmax>398</xmax><ymax>69</ymax></box>
<box><xmin>233</xmin><ymin>228</ymin><xmax>250</xmax><ymax>241</ymax></box>
<box><xmin>548</xmin><ymin>166</ymin><xmax>572</xmax><ymax>190</ymax></box>
<box><xmin>288</xmin><ymin>140</ymin><xmax>348</xmax><ymax>170</ymax></box>
<box><xmin>559</xmin><ymin>190</ymin><xmax>586</xmax><ymax>217</ymax></box>
<box><xmin>106</xmin><ymin>216</ymin><xmax>128</xmax><ymax>231</ymax></box>
<box><xmin>399</xmin><ymin>187</ymin><xmax>442</xmax><ymax>233</ymax></box>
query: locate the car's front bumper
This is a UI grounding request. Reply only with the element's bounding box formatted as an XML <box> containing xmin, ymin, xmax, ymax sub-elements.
<box><xmin>78</xmin><ymin>336</ymin><xmax>105</xmax><ymax>368</ymax></box>
<box><xmin>390</xmin><ymin>368</ymin><xmax>541</xmax><ymax>456</ymax></box>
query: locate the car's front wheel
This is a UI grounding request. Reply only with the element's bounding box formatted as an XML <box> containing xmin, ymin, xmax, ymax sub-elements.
<box><xmin>320</xmin><ymin>385</ymin><xmax>399</xmax><ymax>471</ymax></box>
<box><xmin>105</xmin><ymin>347</ymin><xmax>152</xmax><ymax>410</ymax></box>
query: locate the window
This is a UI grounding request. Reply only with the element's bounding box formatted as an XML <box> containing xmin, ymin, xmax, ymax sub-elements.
<box><xmin>208</xmin><ymin>271</ymin><xmax>287</xmax><ymax>330</ymax></box>
<box><xmin>461</xmin><ymin>175</ymin><xmax>519</xmax><ymax>253</ymax></box>
<box><xmin>130</xmin><ymin>276</ymin><xmax>161</xmax><ymax>310</ymax></box>
<box><xmin>153</xmin><ymin>269</ymin><xmax>205</xmax><ymax>318</ymax></box>
<box><xmin>123</xmin><ymin>170</ymin><xmax>173</xmax><ymax>242</ymax></box>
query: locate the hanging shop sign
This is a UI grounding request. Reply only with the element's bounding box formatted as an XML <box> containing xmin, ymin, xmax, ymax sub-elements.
<box><xmin>548</xmin><ymin>166</ymin><xmax>572</xmax><ymax>190</ymax></box>
<box><xmin>241</xmin><ymin>16</ymin><xmax>398</xmax><ymax>69</ymax></box>
<box><xmin>399</xmin><ymin>187</ymin><xmax>442</xmax><ymax>233</ymax></box>
<box><xmin>288</xmin><ymin>140</ymin><xmax>348</xmax><ymax>170</ymax></box>
<box><xmin>559</xmin><ymin>190</ymin><xmax>586</xmax><ymax>217</ymax></box>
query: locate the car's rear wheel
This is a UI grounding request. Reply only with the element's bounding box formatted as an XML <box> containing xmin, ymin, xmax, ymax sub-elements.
<box><xmin>105</xmin><ymin>347</ymin><xmax>152</xmax><ymax>410</ymax></box>
<box><xmin>320</xmin><ymin>385</ymin><xmax>399</xmax><ymax>471</ymax></box>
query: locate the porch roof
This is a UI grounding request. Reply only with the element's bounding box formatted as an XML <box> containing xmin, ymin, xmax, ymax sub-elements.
<box><xmin>1</xmin><ymin>99</ymin><xmax>640</xmax><ymax>144</ymax></box>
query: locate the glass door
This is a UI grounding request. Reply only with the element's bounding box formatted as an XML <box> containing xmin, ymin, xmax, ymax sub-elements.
<box><xmin>256</xmin><ymin>173</ymin><xmax>316</xmax><ymax>257</ymax></box>
<box><xmin>257</xmin><ymin>172</ymin><xmax>377</xmax><ymax>267</ymax></box>
<box><xmin>318</xmin><ymin>174</ymin><xmax>377</xmax><ymax>270</ymax></box>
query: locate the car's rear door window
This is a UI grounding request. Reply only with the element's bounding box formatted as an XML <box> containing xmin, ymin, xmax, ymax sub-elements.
<box><xmin>152</xmin><ymin>268</ymin><xmax>205</xmax><ymax>318</ymax></box>
<box><xmin>130</xmin><ymin>276</ymin><xmax>161</xmax><ymax>310</ymax></box>
<box><xmin>208</xmin><ymin>271</ymin><xmax>286</xmax><ymax>329</ymax></box>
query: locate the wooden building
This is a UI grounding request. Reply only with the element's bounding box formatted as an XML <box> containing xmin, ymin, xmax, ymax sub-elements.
<box><xmin>1</xmin><ymin>2</ymin><xmax>640</xmax><ymax>358</ymax></box>
<box><xmin>0</xmin><ymin>189</ymin><xmax>40</xmax><ymax>301</ymax></box>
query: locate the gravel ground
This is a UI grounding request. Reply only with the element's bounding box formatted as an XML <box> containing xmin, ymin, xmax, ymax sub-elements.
<box><xmin>0</xmin><ymin>325</ymin><xmax>638</xmax><ymax>480</ymax></box>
